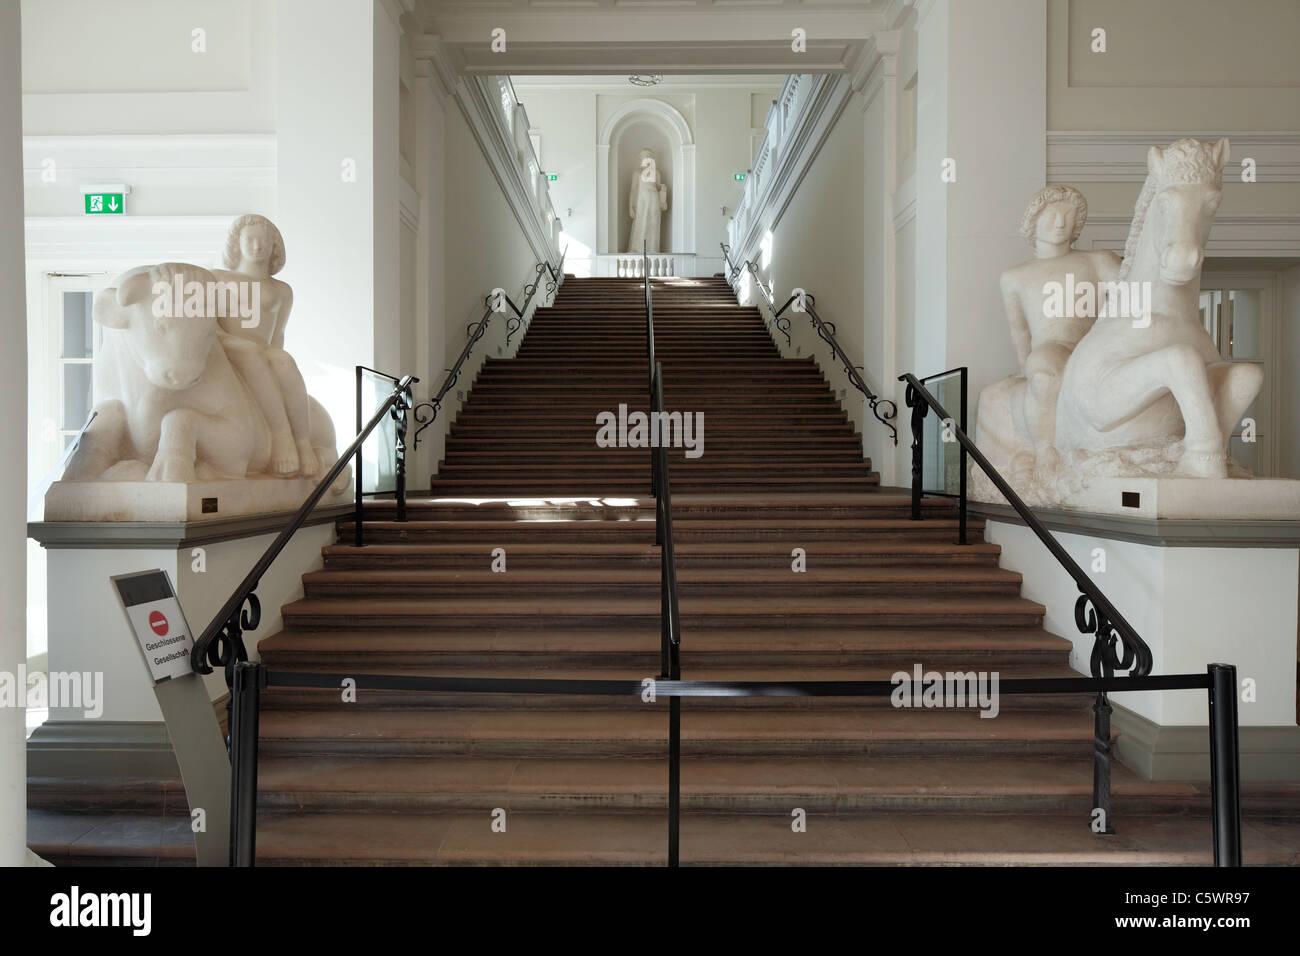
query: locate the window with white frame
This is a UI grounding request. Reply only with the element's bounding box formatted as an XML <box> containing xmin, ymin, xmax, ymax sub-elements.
<box><xmin>1199</xmin><ymin>272</ymin><xmax>1277</xmax><ymax>476</ymax></box>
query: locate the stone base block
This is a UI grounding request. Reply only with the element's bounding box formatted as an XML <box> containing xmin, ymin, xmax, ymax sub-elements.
<box><xmin>44</xmin><ymin>475</ymin><xmax>349</xmax><ymax>523</ymax></box>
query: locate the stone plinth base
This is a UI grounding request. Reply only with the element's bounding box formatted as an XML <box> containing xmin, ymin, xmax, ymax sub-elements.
<box><xmin>973</xmin><ymin>475</ymin><xmax>1300</xmax><ymax>520</ymax></box>
<box><xmin>44</xmin><ymin>476</ymin><xmax>349</xmax><ymax>523</ymax></box>
<box><xmin>26</xmin><ymin>508</ymin><xmax>342</xmax><ymax>722</ymax></box>
<box><xmin>971</xmin><ymin>504</ymin><xmax>1299</xmax><ymax>740</ymax></box>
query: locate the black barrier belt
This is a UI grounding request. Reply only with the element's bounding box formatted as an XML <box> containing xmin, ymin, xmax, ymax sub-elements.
<box><xmin>264</xmin><ymin>670</ymin><xmax>1211</xmax><ymax>697</ymax></box>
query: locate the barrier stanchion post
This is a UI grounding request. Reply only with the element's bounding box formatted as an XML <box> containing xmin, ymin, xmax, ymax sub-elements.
<box><xmin>1207</xmin><ymin>662</ymin><xmax>1243</xmax><ymax>867</ymax></box>
<box><xmin>229</xmin><ymin>660</ymin><xmax>264</xmax><ymax>868</ymax></box>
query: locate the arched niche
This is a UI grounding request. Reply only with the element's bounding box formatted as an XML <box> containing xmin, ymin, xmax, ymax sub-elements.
<box><xmin>597</xmin><ymin>98</ymin><xmax>695</xmax><ymax>255</ymax></box>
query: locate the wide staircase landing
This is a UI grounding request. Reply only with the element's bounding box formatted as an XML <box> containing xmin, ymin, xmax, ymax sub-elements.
<box><xmin>28</xmin><ymin>276</ymin><xmax>1300</xmax><ymax>865</ymax></box>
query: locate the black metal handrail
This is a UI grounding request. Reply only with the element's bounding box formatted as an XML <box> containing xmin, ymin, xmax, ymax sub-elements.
<box><xmin>644</xmin><ymin>244</ymin><xmax>655</xmax><ymax>393</ymax></box>
<box><xmin>412</xmin><ymin>250</ymin><xmax>564</xmax><ymax>450</ymax></box>
<box><xmin>643</xmin><ymin>244</ymin><xmax>656</xmax><ymax>493</ymax></box>
<box><xmin>191</xmin><ymin>372</ymin><xmax>418</xmax><ymax>678</ymax></box>
<box><xmin>901</xmin><ymin>370</ymin><xmax>1154</xmax><ymax>835</ymax></box>
<box><xmin>899</xmin><ymin>372</ymin><xmax>1152</xmax><ymax>680</ymax></box>
<box><xmin>642</xmin><ymin>241</ymin><xmax>683</xmax><ymax>865</ymax></box>
<box><xmin>651</xmin><ymin>362</ymin><xmax>683</xmax><ymax>868</ymax></box>
<box><xmin>729</xmin><ymin>253</ymin><xmax>898</xmax><ymax>446</ymax></box>
<box><xmin>226</xmin><ymin>661</ymin><xmax>1243</xmax><ymax>867</ymax></box>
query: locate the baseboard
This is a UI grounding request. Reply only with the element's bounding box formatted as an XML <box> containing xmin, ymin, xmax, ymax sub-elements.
<box><xmin>27</xmin><ymin>694</ymin><xmax>229</xmax><ymax>780</ymax></box>
<box><xmin>26</xmin><ymin>720</ymin><xmax>181</xmax><ymax>779</ymax></box>
<box><xmin>1112</xmin><ymin>702</ymin><xmax>1300</xmax><ymax>782</ymax></box>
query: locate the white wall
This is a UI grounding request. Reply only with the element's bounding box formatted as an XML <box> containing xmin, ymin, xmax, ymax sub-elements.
<box><xmin>417</xmin><ymin>98</ymin><xmax>542</xmax><ymax>482</ymax></box>
<box><xmin>20</xmin><ymin>0</ymin><xmax>276</xmax><ymax>136</ymax></box>
<box><xmin>516</xmin><ymin>80</ymin><xmax>778</xmax><ymax>260</ymax></box>
<box><xmin>751</xmin><ymin>101</ymin><xmax>899</xmax><ymax>477</ymax></box>
<box><xmin>1</xmin><ymin>0</ymin><xmax>28</xmax><ymax>868</ymax></box>
<box><xmin>275</xmin><ymin>0</ymin><xmax>395</xmax><ymax>441</ymax></box>
<box><xmin>1047</xmin><ymin>0</ymin><xmax>1300</xmax><ymax>132</ymax></box>
<box><xmin>915</xmin><ymin>0</ymin><xmax>1046</xmax><ymax>408</ymax></box>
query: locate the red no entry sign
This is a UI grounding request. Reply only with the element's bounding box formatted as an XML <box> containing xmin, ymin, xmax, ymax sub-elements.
<box><xmin>148</xmin><ymin>610</ymin><xmax>169</xmax><ymax>636</ymax></box>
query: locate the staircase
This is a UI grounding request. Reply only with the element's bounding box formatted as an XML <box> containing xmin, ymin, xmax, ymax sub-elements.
<box><xmin>29</xmin><ymin>276</ymin><xmax>1299</xmax><ymax>865</ymax></box>
<box><xmin>242</xmin><ymin>276</ymin><xmax>1296</xmax><ymax>865</ymax></box>
<box><xmin>432</xmin><ymin>276</ymin><xmax>878</xmax><ymax>495</ymax></box>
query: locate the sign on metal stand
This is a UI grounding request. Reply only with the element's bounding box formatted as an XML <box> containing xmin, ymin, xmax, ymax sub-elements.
<box><xmin>111</xmin><ymin>570</ymin><xmax>231</xmax><ymax>866</ymax></box>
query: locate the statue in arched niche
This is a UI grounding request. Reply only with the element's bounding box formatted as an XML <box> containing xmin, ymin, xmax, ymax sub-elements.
<box><xmin>627</xmin><ymin>147</ymin><xmax>669</xmax><ymax>254</ymax></box>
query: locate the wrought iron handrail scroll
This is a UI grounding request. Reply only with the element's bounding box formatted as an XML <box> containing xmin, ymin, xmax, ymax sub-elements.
<box><xmin>727</xmin><ymin>253</ymin><xmax>897</xmax><ymax>445</ymax></box>
<box><xmin>412</xmin><ymin>248</ymin><xmax>565</xmax><ymax>451</ymax></box>
<box><xmin>901</xmin><ymin>370</ymin><xmax>1155</xmax><ymax>834</ymax></box>
<box><xmin>899</xmin><ymin>373</ymin><xmax>1152</xmax><ymax>679</ymax></box>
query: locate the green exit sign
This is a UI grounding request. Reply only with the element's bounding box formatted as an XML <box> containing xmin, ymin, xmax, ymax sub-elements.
<box><xmin>546</xmin><ymin>173</ymin><xmax>558</xmax><ymax>181</ymax></box>
<box><xmin>83</xmin><ymin>188</ymin><xmax>126</xmax><ymax>215</ymax></box>
<box><xmin>734</xmin><ymin>173</ymin><xmax>747</xmax><ymax>181</ymax></box>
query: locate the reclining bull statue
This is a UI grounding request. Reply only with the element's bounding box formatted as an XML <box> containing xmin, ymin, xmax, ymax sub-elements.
<box><xmin>62</xmin><ymin>259</ymin><xmax>342</xmax><ymax>488</ymax></box>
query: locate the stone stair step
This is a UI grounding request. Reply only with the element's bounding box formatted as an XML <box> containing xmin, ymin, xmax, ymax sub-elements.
<box><xmin>257</xmin><ymin>707</ymin><xmax>1099</xmax><ymax>758</ymax></box>
<box><xmin>248</xmin><ymin>753</ymin><xmax>1223</xmax><ymax>816</ymax></box>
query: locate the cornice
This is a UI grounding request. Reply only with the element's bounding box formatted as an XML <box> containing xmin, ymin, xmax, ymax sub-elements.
<box><xmin>378</xmin><ymin>0</ymin><xmax>417</xmax><ymax>31</ymax></box>
<box><xmin>857</xmin><ymin>30</ymin><xmax>900</xmax><ymax>112</ymax></box>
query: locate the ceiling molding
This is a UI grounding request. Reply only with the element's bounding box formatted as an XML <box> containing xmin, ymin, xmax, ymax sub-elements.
<box><xmin>511</xmin><ymin>74</ymin><xmax>784</xmax><ymax>91</ymax></box>
<box><xmin>1048</xmin><ymin>130</ymin><xmax>1300</xmax><ymax>184</ymax></box>
<box><xmin>446</xmin><ymin>40</ymin><xmax>871</xmax><ymax>76</ymax></box>
<box><xmin>24</xmin><ymin>216</ymin><xmax>236</xmax><ymax>267</ymax></box>
<box><xmin>410</xmin><ymin>33</ymin><xmax>460</xmax><ymax>100</ymax></box>
<box><xmin>1079</xmin><ymin>212</ymin><xmax>1300</xmax><ymax>258</ymax></box>
<box><xmin>22</xmin><ymin>134</ymin><xmax>276</xmax><ymax>190</ymax></box>
<box><xmin>413</xmin><ymin>1</ymin><xmax>884</xmax><ymax>75</ymax></box>
<box><xmin>379</xmin><ymin>0</ymin><xmax>417</xmax><ymax>30</ymax></box>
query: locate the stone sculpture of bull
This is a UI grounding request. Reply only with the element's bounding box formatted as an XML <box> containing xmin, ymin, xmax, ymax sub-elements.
<box><xmin>63</xmin><ymin>262</ymin><xmax>342</xmax><ymax>487</ymax></box>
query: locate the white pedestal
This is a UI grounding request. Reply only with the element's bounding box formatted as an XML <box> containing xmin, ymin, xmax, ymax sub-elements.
<box><xmin>983</xmin><ymin>510</ymin><xmax>1300</xmax><ymax>781</ymax></box>
<box><xmin>975</xmin><ymin>475</ymin><xmax>1300</xmax><ymax>521</ymax></box>
<box><xmin>44</xmin><ymin>477</ymin><xmax>349</xmax><ymax>523</ymax></box>
<box><xmin>29</xmin><ymin>513</ymin><xmax>338</xmax><ymax>724</ymax></box>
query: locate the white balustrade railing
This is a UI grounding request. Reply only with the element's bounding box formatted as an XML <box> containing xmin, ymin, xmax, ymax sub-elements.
<box><xmin>561</xmin><ymin>254</ymin><xmax>722</xmax><ymax>279</ymax></box>
<box><xmin>727</xmin><ymin>73</ymin><xmax>819</xmax><ymax>260</ymax></box>
<box><xmin>483</xmin><ymin>75</ymin><xmax>560</xmax><ymax>259</ymax></box>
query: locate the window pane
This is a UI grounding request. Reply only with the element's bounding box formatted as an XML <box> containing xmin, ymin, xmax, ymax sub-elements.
<box><xmin>62</xmin><ymin>363</ymin><xmax>93</xmax><ymax>430</ymax></box>
<box><xmin>62</xmin><ymin>291</ymin><xmax>94</xmax><ymax>359</ymax></box>
<box><xmin>1226</xmin><ymin>289</ymin><xmax>1262</xmax><ymax>360</ymax></box>
<box><xmin>1199</xmin><ymin>290</ymin><xmax>1220</xmax><ymax>348</ymax></box>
